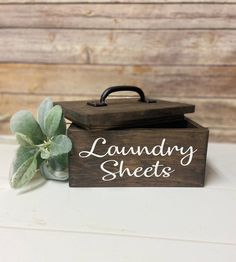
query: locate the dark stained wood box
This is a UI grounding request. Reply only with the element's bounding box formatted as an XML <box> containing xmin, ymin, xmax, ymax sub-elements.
<box><xmin>56</xmin><ymin>86</ymin><xmax>209</xmax><ymax>187</ymax></box>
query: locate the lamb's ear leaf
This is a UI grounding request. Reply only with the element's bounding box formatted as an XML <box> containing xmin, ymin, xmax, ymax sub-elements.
<box><xmin>50</xmin><ymin>135</ymin><xmax>72</xmax><ymax>157</ymax></box>
<box><xmin>54</xmin><ymin>115</ymin><xmax>66</xmax><ymax>136</ymax></box>
<box><xmin>9</xmin><ymin>155</ymin><xmax>37</xmax><ymax>188</ymax></box>
<box><xmin>10</xmin><ymin>146</ymin><xmax>37</xmax><ymax>174</ymax></box>
<box><xmin>15</xmin><ymin>133</ymin><xmax>34</xmax><ymax>147</ymax></box>
<box><xmin>37</xmin><ymin>97</ymin><xmax>53</xmax><ymax>134</ymax></box>
<box><xmin>10</xmin><ymin>110</ymin><xmax>45</xmax><ymax>145</ymax></box>
<box><xmin>44</xmin><ymin>105</ymin><xmax>62</xmax><ymax>138</ymax></box>
<box><xmin>40</xmin><ymin>157</ymin><xmax>68</xmax><ymax>181</ymax></box>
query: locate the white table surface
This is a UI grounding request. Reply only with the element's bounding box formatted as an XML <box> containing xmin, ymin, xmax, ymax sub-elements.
<box><xmin>0</xmin><ymin>137</ymin><xmax>236</xmax><ymax>262</ymax></box>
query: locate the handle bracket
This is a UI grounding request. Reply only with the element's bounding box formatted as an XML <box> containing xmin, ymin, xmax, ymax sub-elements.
<box><xmin>87</xmin><ymin>86</ymin><xmax>156</xmax><ymax>107</ymax></box>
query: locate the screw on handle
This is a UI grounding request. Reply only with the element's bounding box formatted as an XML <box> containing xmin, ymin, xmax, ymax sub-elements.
<box><xmin>87</xmin><ymin>86</ymin><xmax>156</xmax><ymax>107</ymax></box>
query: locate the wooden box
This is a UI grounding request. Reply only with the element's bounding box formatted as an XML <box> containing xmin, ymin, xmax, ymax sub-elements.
<box><xmin>56</xmin><ymin>86</ymin><xmax>209</xmax><ymax>187</ymax></box>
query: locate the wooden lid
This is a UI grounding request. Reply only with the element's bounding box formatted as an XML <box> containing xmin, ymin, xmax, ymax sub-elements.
<box><xmin>55</xmin><ymin>86</ymin><xmax>195</xmax><ymax>130</ymax></box>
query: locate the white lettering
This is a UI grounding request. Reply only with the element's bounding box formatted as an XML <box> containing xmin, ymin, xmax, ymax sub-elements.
<box><xmin>101</xmin><ymin>160</ymin><xmax>175</xmax><ymax>181</ymax></box>
<box><xmin>78</xmin><ymin>137</ymin><xmax>197</xmax><ymax>182</ymax></box>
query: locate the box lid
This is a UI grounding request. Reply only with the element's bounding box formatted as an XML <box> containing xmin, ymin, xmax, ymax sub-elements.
<box><xmin>55</xmin><ymin>86</ymin><xmax>195</xmax><ymax>130</ymax></box>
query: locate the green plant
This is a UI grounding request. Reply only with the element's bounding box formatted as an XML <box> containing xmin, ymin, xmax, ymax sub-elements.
<box><xmin>9</xmin><ymin>98</ymin><xmax>72</xmax><ymax>188</ymax></box>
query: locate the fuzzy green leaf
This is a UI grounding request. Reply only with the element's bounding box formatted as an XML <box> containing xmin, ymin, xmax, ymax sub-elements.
<box><xmin>10</xmin><ymin>146</ymin><xmax>37</xmax><ymax>173</ymax></box>
<box><xmin>10</xmin><ymin>110</ymin><xmax>45</xmax><ymax>145</ymax></box>
<box><xmin>10</xmin><ymin>155</ymin><xmax>37</xmax><ymax>188</ymax></box>
<box><xmin>55</xmin><ymin>116</ymin><xmax>66</xmax><ymax>136</ymax></box>
<box><xmin>50</xmin><ymin>135</ymin><xmax>72</xmax><ymax>157</ymax></box>
<box><xmin>44</xmin><ymin>105</ymin><xmax>63</xmax><ymax>138</ymax></box>
<box><xmin>37</xmin><ymin>97</ymin><xmax>53</xmax><ymax>134</ymax></box>
<box><xmin>15</xmin><ymin>132</ymin><xmax>34</xmax><ymax>147</ymax></box>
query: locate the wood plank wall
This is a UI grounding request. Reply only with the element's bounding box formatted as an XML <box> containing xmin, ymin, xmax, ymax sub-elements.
<box><xmin>0</xmin><ymin>1</ymin><xmax>235</xmax><ymax>142</ymax></box>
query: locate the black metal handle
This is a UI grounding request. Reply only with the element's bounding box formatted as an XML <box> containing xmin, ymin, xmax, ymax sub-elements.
<box><xmin>87</xmin><ymin>86</ymin><xmax>156</xmax><ymax>107</ymax></box>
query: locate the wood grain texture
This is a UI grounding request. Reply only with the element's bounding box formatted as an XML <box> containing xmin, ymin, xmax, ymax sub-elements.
<box><xmin>0</xmin><ymin>93</ymin><xmax>236</xmax><ymax>128</ymax></box>
<box><xmin>164</xmin><ymin>97</ymin><xmax>236</xmax><ymax>130</ymax></box>
<box><xmin>1</xmin><ymin>64</ymin><xmax>236</xmax><ymax>98</ymax></box>
<box><xmin>0</xmin><ymin>1</ymin><xmax>235</xmax><ymax>144</ymax></box>
<box><xmin>1</xmin><ymin>0</ymin><xmax>236</xmax><ymax>3</ymax></box>
<box><xmin>56</xmin><ymin>98</ymin><xmax>194</xmax><ymax>130</ymax></box>
<box><xmin>1</xmin><ymin>29</ymin><xmax>236</xmax><ymax>65</ymax></box>
<box><xmin>1</xmin><ymin>228</ymin><xmax>236</xmax><ymax>262</ymax></box>
<box><xmin>210</xmin><ymin>129</ymin><xmax>236</xmax><ymax>143</ymax></box>
<box><xmin>68</xmin><ymin>119</ymin><xmax>208</xmax><ymax>187</ymax></box>
<box><xmin>1</xmin><ymin>4</ymin><xmax>236</xmax><ymax>29</ymax></box>
<box><xmin>1</xmin><ymin>124</ymin><xmax>233</xmax><ymax>143</ymax></box>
